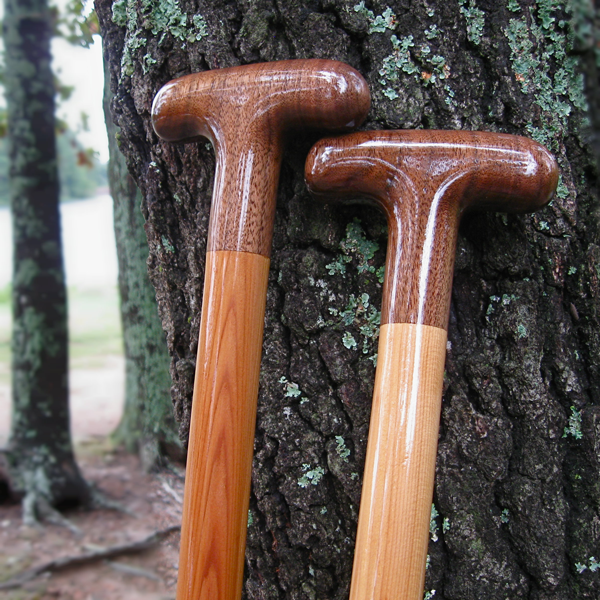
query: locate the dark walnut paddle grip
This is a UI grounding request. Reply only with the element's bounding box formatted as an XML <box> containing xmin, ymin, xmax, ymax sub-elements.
<box><xmin>152</xmin><ymin>59</ymin><xmax>370</xmax><ymax>257</ymax></box>
<box><xmin>306</xmin><ymin>129</ymin><xmax>558</xmax><ymax>329</ymax></box>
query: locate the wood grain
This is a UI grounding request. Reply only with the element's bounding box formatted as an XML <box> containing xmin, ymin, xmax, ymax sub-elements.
<box><xmin>152</xmin><ymin>60</ymin><xmax>370</xmax><ymax>256</ymax></box>
<box><xmin>349</xmin><ymin>323</ymin><xmax>447</xmax><ymax>600</ymax></box>
<box><xmin>177</xmin><ymin>250</ymin><xmax>269</xmax><ymax>600</ymax></box>
<box><xmin>306</xmin><ymin>129</ymin><xmax>558</xmax><ymax>328</ymax></box>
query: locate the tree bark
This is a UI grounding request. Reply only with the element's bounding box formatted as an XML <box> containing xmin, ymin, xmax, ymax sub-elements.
<box><xmin>97</xmin><ymin>0</ymin><xmax>599</xmax><ymax>598</ymax></box>
<box><xmin>102</xmin><ymin>54</ymin><xmax>181</xmax><ymax>470</ymax></box>
<box><xmin>3</xmin><ymin>0</ymin><xmax>91</xmax><ymax>517</ymax></box>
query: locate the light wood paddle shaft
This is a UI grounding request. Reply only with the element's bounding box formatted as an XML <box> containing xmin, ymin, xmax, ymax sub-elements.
<box><xmin>351</xmin><ymin>323</ymin><xmax>446</xmax><ymax>600</ymax></box>
<box><xmin>305</xmin><ymin>130</ymin><xmax>559</xmax><ymax>600</ymax></box>
<box><xmin>178</xmin><ymin>251</ymin><xmax>269</xmax><ymax>600</ymax></box>
<box><xmin>152</xmin><ymin>60</ymin><xmax>370</xmax><ymax>600</ymax></box>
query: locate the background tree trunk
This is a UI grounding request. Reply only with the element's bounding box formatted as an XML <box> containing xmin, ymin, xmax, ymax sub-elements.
<box><xmin>97</xmin><ymin>0</ymin><xmax>599</xmax><ymax>598</ymax></box>
<box><xmin>3</xmin><ymin>0</ymin><xmax>91</xmax><ymax>519</ymax></box>
<box><xmin>102</xmin><ymin>56</ymin><xmax>181</xmax><ymax>471</ymax></box>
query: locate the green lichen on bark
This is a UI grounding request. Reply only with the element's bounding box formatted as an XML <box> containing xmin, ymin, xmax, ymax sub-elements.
<box><xmin>504</xmin><ymin>0</ymin><xmax>589</xmax><ymax>150</ymax></box>
<box><xmin>458</xmin><ymin>0</ymin><xmax>485</xmax><ymax>45</ymax></box>
<box><xmin>103</xmin><ymin>55</ymin><xmax>180</xmax><ymax>468</ymax></box>
<box><xmin>112</xmin><ymin>0</ymin><xmax>209</xmax><ymax>78</ymax></box>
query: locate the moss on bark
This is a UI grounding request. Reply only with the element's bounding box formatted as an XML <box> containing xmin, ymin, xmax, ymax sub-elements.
<box><xmin>102</xmin><ymin>54</ymin><xmax>181</xmax><ymax>470</ymax></box>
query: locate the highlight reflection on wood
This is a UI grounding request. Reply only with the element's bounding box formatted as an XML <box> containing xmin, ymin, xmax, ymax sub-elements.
<box><xmin>350</xmin><ymin>323</ymin><xmax>446</xmax><ymax>600</ymax></box>
<box><xmin>306</xmin><ymin>130</ymin><xmax>559</xmax><ymax>328</ymax></box>
<box><xmin>177</xmin><ymin>250</ymin><xmax>269</xmax><ymax>600</ymax></box>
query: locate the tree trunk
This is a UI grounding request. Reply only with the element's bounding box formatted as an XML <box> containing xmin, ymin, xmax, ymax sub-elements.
<box><xmin>97</xmin><ymin>1</ymin><xmax>599</xmax><ymax>598</ymax></box>
<box><xmin>102</xmin><ymin>54</ymin><xmax>181</xmax><ymax>470</ymax></box>
<box><xmin>3</xmin><ymin>0</ymin><xmax>91</xmax><ymax>518</ymax></box>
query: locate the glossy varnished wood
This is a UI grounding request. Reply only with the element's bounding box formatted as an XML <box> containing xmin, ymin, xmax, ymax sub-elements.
<box><xmin>177</xmin><ymin>250</ymin><xmax>270</xmax><ymax>600</ymax></box>
<box><xmin>152</xmin><ymin>60</ymin><xmax>370</xmax><ymax>256</ymax></box>
<box><xmin>305</xmin><ymin>129</ymin><xmax>558</xmax><ymax>600</ymax></box>
<box><xmin>350</xmin><ymin>323</ymin><xmax>447</xmax><ymax>600</ymax></box>
<box><xmin>306</xmin><ymin>130</ymin><xmax>558</xmax><ymax>328</ymax></box>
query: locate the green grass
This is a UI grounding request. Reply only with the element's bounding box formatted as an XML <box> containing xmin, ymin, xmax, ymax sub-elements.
<box><xmin>0</xmin><ymin>284</ymin><xmax>123</xmax><ymax>383</ymax></box>
<box><xmin>68</xmin><ymin>286</ymin><xmax>123</xmax><ymax>362</ymax></box>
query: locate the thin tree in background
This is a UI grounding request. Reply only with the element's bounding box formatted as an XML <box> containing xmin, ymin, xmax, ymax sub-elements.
<box><xmin>3</xmin><ymin>0</ymin><xmax>92</xmax><ymax>522</ymax></box>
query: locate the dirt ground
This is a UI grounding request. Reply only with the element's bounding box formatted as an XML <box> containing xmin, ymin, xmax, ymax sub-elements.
<box><xmin>0</xmin><ymin>202</ymin><xmax>184</xmax><ymax>598</ymax></box>
<box><xmin>0</xmin><ymin>357</ymin><xmax>183</xmax><ymax>600</ymax></box>
<box><xmin>0</xmin><ymin>447</ymin><xmax>183</xmax><ymax>600</ymax></box>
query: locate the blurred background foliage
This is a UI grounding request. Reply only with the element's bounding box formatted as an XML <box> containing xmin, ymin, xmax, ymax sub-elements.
<box><xmin>0</xmin><ymin>130</ymin><xmax>107</xmax><ymax>205</ymax></box>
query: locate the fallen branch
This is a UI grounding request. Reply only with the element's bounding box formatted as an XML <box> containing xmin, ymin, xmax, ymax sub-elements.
<box><xmin>0</xmin><ymin>524</ymin><xmax>180</xmax><ymax>590</ymax></box>
<box><xmin>105</xmin><ymin>559</ymin><xmax>162</xmax><ymax>581</ymax></box>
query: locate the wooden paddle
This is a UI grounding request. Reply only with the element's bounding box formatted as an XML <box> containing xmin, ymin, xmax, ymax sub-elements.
<box><xmin>152</xmin><ymin>59</ymin><xmax>370</xmax><ymax>600</ymax></box>
<box><xmin>305</xmin><ymin>130</ymin><xmax>558</xmax><ymax>600</ymax></box>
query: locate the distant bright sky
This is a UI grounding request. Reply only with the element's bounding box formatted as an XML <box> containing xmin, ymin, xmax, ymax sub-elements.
<box><xmin>52</xmin><ymin>35</ymin><xmax>109</xmax><ymax>163</ymax></box>
<box><xmin>52</xmin><ymin>0</ymin><xmax>109</xmax><ymax>163</ymax></box>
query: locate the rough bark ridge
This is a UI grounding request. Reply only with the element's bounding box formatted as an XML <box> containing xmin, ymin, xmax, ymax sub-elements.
<box><xmin>103</xmin><ymin>56</ymin><xmax>181</xmax><ymax>470</ymax></box>
<box><xmin>97</xmin><ymin>0</ymin><xmax>599</xmax><ymax>598</ymax></box>
<box><xmin>3</xmin><ymin>0</ymin><xmax>91</xmax><ymax>518</ymax></box>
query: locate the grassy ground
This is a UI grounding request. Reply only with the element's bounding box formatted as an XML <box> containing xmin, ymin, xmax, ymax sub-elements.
<box><xmin>0</xmin><ymin>284</ymin><xmax>123</xmax><ymax>384</ymax></box>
